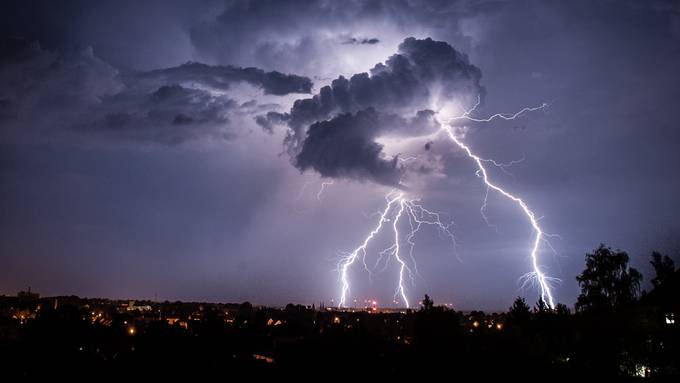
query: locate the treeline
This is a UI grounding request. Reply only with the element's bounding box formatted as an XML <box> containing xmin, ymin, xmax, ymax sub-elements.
<box><xmin>414</xmin><ymin>244</ymin><xmax>678</xmax><ymax>378</ymax></box>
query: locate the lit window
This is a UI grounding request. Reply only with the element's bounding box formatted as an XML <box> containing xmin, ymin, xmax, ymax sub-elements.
<box><xmin>635</xmin><ymin>364</ymin><xmax>650</xmax><ymax>378</ymax></box>
<box><xmin>665</xmin><ymin>313</ymin><xmax>675</xmax><ymax>325</ymax></box>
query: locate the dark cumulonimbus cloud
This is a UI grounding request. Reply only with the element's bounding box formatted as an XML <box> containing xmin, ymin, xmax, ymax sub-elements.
<box><xmin>296</xmin><ymin>108</ymin><xmax>440</xmax><ymax>185</ymax></box>
<box><xmin>296</xmin><ymin>110</ymin><xmax>397</xmax><ymax>184</ymax></box>
<box><xmin>271</xmin><ymin>37</ymin><xmax>484</xmax><ymax>186</ymax></box>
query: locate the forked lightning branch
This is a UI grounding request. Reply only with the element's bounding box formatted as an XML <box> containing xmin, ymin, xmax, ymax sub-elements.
<box><xmin>336</xmin><ymin>98</ymin><xmax>557</xmax><ymax>309</ymax></box>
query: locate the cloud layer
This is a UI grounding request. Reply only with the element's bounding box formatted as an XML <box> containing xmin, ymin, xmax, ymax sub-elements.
<box><xmin>0</xmin><ymin>37</ymin><xmax>312</xmax><ymax>145</ymax></box>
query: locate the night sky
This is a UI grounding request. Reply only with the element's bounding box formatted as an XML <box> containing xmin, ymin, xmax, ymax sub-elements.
<box><xmin>1</xmin><ymin>0</ymin><xmax>679</xmax><ymax>310</ymax></box>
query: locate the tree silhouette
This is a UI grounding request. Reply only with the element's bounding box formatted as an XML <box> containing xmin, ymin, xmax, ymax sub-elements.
<box><xmin>534</xmin><ymin>297</ymin><xmax>550</xmax><ymax>315</ymax></box>
<box><xmin>650</xmin><ymin>251</ymin><xmax>676</xmax><ymax>288</ymax></box>
<box><xmin>508</xmin><ymin>296</ymin><xmax>531</xmax><ymax>325</ymax></box>
<box><xmin>421</xmin><ymin>294</ymin><xmax>434</xmax><ymax>311</ymax></box>
<box><xmin>554</xmin><ymin>303</ymin><xmax>571</xmax><ymax>316</ymax></box>
<box><xmin>575</xmin><ymin>244</ymin><xmax>642</xmax><ymax>312</ymax></box>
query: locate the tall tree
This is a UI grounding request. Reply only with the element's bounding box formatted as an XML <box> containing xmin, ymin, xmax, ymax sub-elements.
<box><xmin>650</xmin><ymin>251</ymin><xmax>676</xmax><ymax>288</ymax></box>
<box><xmin>575</xmin><ymin>244</ymin><xmax>642</xmax><ymax>312</ymax></box>
<box><xmin>554</xmin><ymin>303</ymin><xmax>571</xmax><ymax>316</ymax></box>
<box><xmin>508</xmin><ymin>296</ymin><xmax>531</xmax><ymax>324</ymax></box>
<box><xmin>421</xmin><ymin>294</ymin><xmax>434</xmax><ymax>311</ymax></box>
<box><xmin>534</xmin><ymin>297</ymin><xmax>550</xmax><ymax>315</ymax></box>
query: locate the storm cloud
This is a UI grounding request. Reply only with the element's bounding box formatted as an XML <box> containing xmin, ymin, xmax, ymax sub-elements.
<box><xmin>81</xmin><ymin>84</ymin><xmax>240</xmax><ymax>144</ymax></box>
<box><xmin>280</xmin><ymin>37</ymin><xmax>482</xmax><ymax>185</ymax></box>
<box><xmin>0</xmin><ymin>37</ymin><xmax>312</xmax><ymax>145</ymax></box>
<box><xmin>0</xmin><ymin>37</ymin><xmax>122</xmax><ymax>134</ymax></box>
<box><xmin>140</xmin><ymin>62</ymin><xmax>313</xmax><ymax>96</ymax></box>
<box><xmin>295</xmin><ymin>108</ymin><xmax>440</xmax><ymax>186</ymax></box>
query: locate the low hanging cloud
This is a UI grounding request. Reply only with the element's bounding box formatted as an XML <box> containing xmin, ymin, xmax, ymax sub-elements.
<box><xmin>270</xmin><ymin>37</ymin><xmax>484</xmax><ymax>186</ymax></box>
<box><xmin>0</xmin><ymin>37</ymin><xmax>313</xmax><ymax>145</ymax></box>
<box><xmin>296</xmin><ymin>108</ymin><xmax>440</xmax><ymax>186</ymax></box>
<box><xmin>296</xmin><ymin>110</ymin><xmax>397</xmax><ymax>184</ymax></box>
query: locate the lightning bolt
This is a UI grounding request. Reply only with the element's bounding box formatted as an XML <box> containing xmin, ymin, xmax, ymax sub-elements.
<box><xmin>450</xmin><ymin>95</ymin><xmax>549</xmax><ymax>124</ymax></box>
<box><xmin>337</xmin><ymin>191</ymin><xmax>456</xmax><ymax>309</ymax></box>
<box><xmin>336</xmin><ymin>96</ymin><xmax>557</xmax><ymax>310</ymax></box>
<box><xmin>317</xmin><ymin>180</ymin><xmax>335</xmax><ymax>201</ymax></box>
<box><xmin>338</xmin><ymin>191</ymin><xmax>402</xmax><ymax>308</ymax></box>
<box><xmin>440</xmin><ymin>97</ymin><xmax>557</xmax><ymax>308</ymax></box>
<box><xmin>391</xmin><ymin>199</ymin><xmax>409</xmax><ymax>307</ymax></box>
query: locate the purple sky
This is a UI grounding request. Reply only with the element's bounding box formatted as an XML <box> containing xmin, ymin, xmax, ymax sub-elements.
<box><xmin>1</xmin><ymin>0</ymin><xmax>679</xmax><ymax>310</ymax></box>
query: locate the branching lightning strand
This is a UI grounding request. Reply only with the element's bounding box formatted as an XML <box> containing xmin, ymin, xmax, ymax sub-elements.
<box><xmin>336</xmin><ymin>96</ymin><xmax>557</xmax><ymax>309</ymax></box>
<box><xmin>441</xmin><ymin>98</ymin><xmax>557</xmax><ymax>308</ymax></box>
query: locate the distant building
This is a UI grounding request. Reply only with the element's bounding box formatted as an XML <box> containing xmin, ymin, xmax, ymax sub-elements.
<box><xmin>126</xmin><ymin>300</ymin><xmax>152</xmax><ymax>312</ymax></box>
<box><xmin>17</xmin><ymin>287</ymin><xmax>39</xmax><ymax>300</ymax></box>
<box><xmin>640</xmin><ymin>269</ymin><xmax>680</xmax><ymax>332</ymax></box>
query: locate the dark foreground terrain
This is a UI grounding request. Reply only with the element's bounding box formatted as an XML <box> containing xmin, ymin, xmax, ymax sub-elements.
<box><xmin>1</xmin><ymin>246</ymin><xmax>678</xmax><ymax>379</ymax></box>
